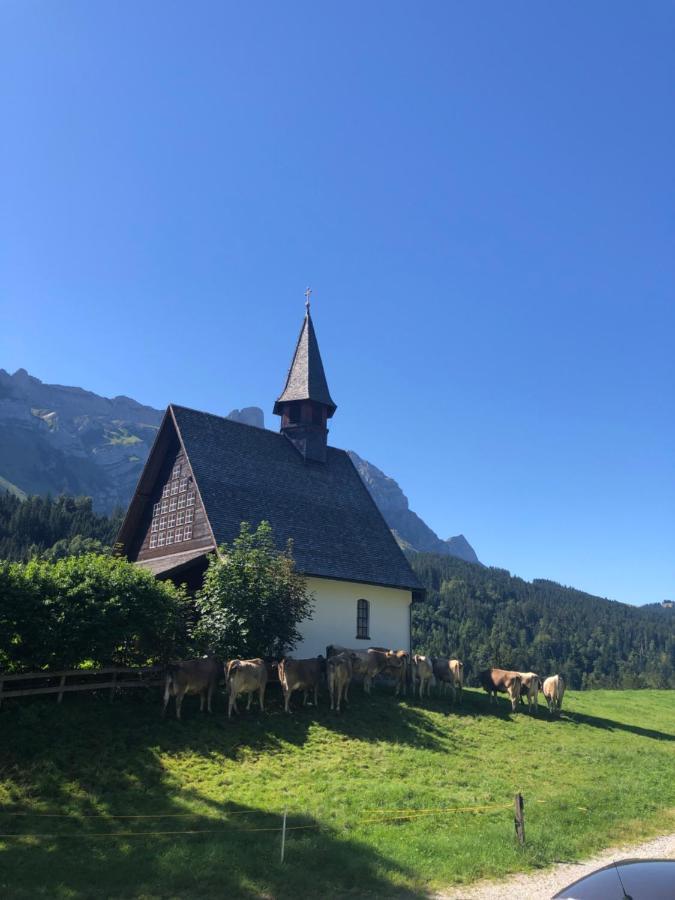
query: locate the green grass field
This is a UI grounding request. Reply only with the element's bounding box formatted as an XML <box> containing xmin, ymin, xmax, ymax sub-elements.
<box><xmin>1</xmin><ymin>686</ymin><xmax>673</xmax><ymax>899</ymax></box>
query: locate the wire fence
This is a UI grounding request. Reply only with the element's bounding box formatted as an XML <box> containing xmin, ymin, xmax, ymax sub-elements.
<box><xmin>0</xmin><ymin>796</ymin><xmax>574</xmax><ymax>849</ymax></box>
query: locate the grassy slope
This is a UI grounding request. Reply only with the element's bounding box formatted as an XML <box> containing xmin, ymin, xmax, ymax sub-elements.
<box><xmin>0</xmin><ymin>687</ymin><xmax>673</xmax><ymax>899</ymax></box>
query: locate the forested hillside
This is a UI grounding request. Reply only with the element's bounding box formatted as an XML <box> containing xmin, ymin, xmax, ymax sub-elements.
<box><xmin>410</xmin><ymin>553</ymin><xmax>674</xmax><ymax>689</ymax></box>
<box><xmin>0</xmin><ymin>493</ymin><xmax>122</xmax><ymax>561</ymax></box>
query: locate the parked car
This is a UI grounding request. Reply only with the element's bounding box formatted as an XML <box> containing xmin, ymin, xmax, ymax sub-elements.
<box><xmin>553</xmin><ymin>859</ymin><xmax>675</xmax><ymax>899</ymax></box>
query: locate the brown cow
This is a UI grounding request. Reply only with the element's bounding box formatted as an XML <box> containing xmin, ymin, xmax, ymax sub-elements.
<box><xmin>517</xmin><ymin>672</ymin><xmax>542</xmax><ymax>714</ymax></box>
<box><xmin>225</xmin><ymin>658</ymin><xmax>267</xmax><ymax>719</ymax></box>
<box><xmin>278</xmin><ymin>657</ymin><xmax>325</xmax><ymax>713</ymax></box>
<box><xmin>432</xmin><ymin>657</ymin><xmax>462</xmax><ymax>701</ymax></box>
<box><xmin>163</xmin><ymin>657</ymin><xmax>221</xmax><ymax>720</ymax></box>
<box><xmin>327</xmin><ymin>652</ymin><xmax>352</xmax><ymax>712</ymax></box>
<box><xmin>412</xmin><ymin>654</ymin><xmax>434</xmax><ymax>698</ymax></box>
<box><xmin>479</xmin><ymin>668</ymin><xmax>522</xmax><ymax>711</ymax></box>
<box><xmin>543</xmin><ymin>674</ymin><xmax>565</xmax><ymax>715</ymax></box>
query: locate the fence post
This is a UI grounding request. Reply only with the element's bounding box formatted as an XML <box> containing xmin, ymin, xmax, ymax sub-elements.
<box><xmin>57</xmin><ymin>674</ymin><xmax>67</xmax><ymax>704</ymax></box>
<box><xmin>514</xmin><ymin>793</ymin><xmax>525</xmax><ymax>845</ymax></box>
<box><xmin>280</xmin><ymin>808</ymin><xmax>288</xmax><ymax>863</ymax></box>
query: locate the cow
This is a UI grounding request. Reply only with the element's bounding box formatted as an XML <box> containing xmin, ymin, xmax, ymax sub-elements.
<box><xmin>517</xmin><ymin>672</ymin><xmax>542</xmax><ymax>714</ymax></box>
<box><xmin>326</xmin><ymin>645</ymin><xmax>400</xmax><ymax>694</ymax></box>
<box><xmin>225</xmin><ymin>658</ymin><xmax>267</xmax><ymax>719</ymax></box>
<box><xmin>432</xmin><ymin>657</ymin><xmax>463</xmax><ymax>702</ymax></box>
<box><xmin>278</xmin><ymin>657</ymin><xmax>325</xmax><ymax>713</ymax></box>
<box><xmin>543</xmin><ymin>674</ymin><xmax>565</xmax><ymax>716</ymax></box>
<box><xmin>411</xmin><ymin>654</ymin><xmax>434</xmax><ymax>698</ymax></box>
<box><xmin>327</xmin><ymin>652</ymin><xmax>352</xmax><ymax>712</ymax></box>
<box><xmin>163</xmin><ymin>657</ymin><xmax>221</xmax><ymax>720</ymax></box>
<box><xmin>373</xmin><ymin>648</ymin><xmax>410</xmax><ymax>696</ymax></box>
<box><xmin>479</xmin><ymin>668</ymin><xmax>522</xmax><ymax>712</ymax></box>
<box><xmin>449</xmin><ymin>659</ymin><xmax>464</xmax><ymax>704</ymax></box>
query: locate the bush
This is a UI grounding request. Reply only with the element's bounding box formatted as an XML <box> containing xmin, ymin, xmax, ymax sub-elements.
<box><xmin>193</xmin><ymin>521</ymin><xmax>314</xmax><ymax>659</ymax></box>
<box><xmin>0</xmin><ymin>554</ymin><xmax>188</xmax><ymax>672</ymax></box>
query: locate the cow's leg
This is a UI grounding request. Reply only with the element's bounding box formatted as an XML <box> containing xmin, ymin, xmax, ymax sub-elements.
<box><xmin>162</xmin><ymin>676</ymin><xmax>172</xmax><ymax>718</ymax></box>
<box><xmin>246</xmin><ymin>691</ymin><xmax>253</xmax><ymax>711</ymax></box>
<box><xmin>313</xmin><ymin>684</ymin><xmax>318</xmax><ymax>707</ymax></box>
<box><xmin>228</xmin><ymin>691</ymin><xmax>237</xmax><ymax>719</ymax></box>
<box><xmin>283</xmin><ymin>687</ymin><xmax>291</xmax><ymax>713</ymax></box>
<box><xmin>175</xmin><ymin>688</ymin><xmax>186</xmax><ymax>721</ymax></box>
<box><xmin>259</xmin><ymin>684</ymin><xmax>265</xmax><ymax>712</ymax></box>
<box><xmin>200</xmin><ymin>691</ymin><xmax>205</xmax><ymax>713</ymax></box>
<box><xmin>207</xmin><ymin>682</ymin><xmax>214</xmax><ymax>714</ymax></box>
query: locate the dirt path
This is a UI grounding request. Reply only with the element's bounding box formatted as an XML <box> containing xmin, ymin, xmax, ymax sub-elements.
<box><xmin>438</xmin><ymin>831</ymin><xmax>675</xmax><ymax>899</ymax></box>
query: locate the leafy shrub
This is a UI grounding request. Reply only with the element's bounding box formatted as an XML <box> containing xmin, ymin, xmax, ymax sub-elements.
<box><xmin>0</xmin><ymin>553</ymin><xmax>188</xmax><ymax>672</ymax></box>
<box><xmin>193</xmin><ymin>521</ymin><xmax>314</xmax><ymax>659</ymax></box>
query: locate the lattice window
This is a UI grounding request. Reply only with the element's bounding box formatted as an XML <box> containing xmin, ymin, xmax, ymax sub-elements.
<box><xmin>185</xmin><ymin>508</ymin><xmax>194</xmax><ymax>524</ymax></box>
<box><xmin>161</xmin><ymin>499</ymin><xmax>168</xmax><ymax>514</ymax></box>
<box><xmin>179</xmin><ymin>477</ymin><xmax>187</xmax><ymax>492</ymax></box>
<box><xmin>356</xmin><ymin>599</ymin><xmax>370</xmax><ymax>640</ymax></box>
<box><xmin>151</xmin><ymin>520</ymin><xmax>159</xmax><ymax>533</ymax></box>
<box><xmin>166</xmin><ymin>530</ymin><xmax>174</xmax><ymax>545</ymax></box>
<box><xmin>169</xmin><ymin>496</ymin><xmax>177</xmax><ymax>512</ymax></box>
<box><xmin>175</xmin><ymin>528</ymin><xmax>183</xmax><ymax>542</ymax></box>
<box><xmin>153</xmin><ymin>503</ymin><xmax>160</xmax><ymax>518</ymax></box>
<box><xmin>177</xmin><ymin>511</ymin><xmax>185</xmax><ymax>525</ymax></box>
<box><xmin>150</xmin><ymin>535</ymin><xmax>157</xmax><ymax>549</ymax></box>
<box><xmin>184</xmin><ymin>525</ymin><xmax>193</xmax><ymax>540</ymax></box>
<box><xmin>178</xmin><ymin>494</ymin><xmax>186</xmax><ymax>509</ymax></box>
<box><xmin>172</xmin><ymin>463</ymin><xmax>181</xmax><ymax>479</ymax></box>
<box><xmin>187</xmin><ymin>491</ymin><xmax>195</xmax><ymax>507</ymax></box>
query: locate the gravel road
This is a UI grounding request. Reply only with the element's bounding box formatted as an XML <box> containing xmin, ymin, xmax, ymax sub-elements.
<box><xmin>437</xmin><ymin>831</ymin><xmax>675</xmax><ymax>899</ymax></box>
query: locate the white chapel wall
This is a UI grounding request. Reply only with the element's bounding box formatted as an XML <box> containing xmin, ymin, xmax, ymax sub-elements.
<box><xmin>293</xmin><ymin>576</ymin><xmax>412</xmax><ymax>658</ymax></box>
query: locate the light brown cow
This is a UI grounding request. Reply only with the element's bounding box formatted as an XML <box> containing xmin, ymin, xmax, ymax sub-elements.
<box><xmin>163</xmin><ymin>657</ymin><xmax>221</xmax><ymax>720</ymax></box>
<box><xmin>517</xmin><ymin>672</ymin><xmax>541</xmax><ymax>713</ymax></box>
<box><xmin>449</xmin><ymin>659</ymin><xmax>464</xmax><ymax>704</ymax></box>
<box><xmin>278</xmin><ymin>657</ymin><xmax>325</xmax><ymax>713</ymax></box>
<box><xmin>412</xmin><ymin>654</ymin><xmax>434</xmax><ymax>698</ymax></box>
<box><xmin>374</xmin><ymin>648</ymin><xmax>410</xmax><ymax>696</ymax></box>
<box><xmin>479</xmin><ymin>668</ymin><xmax>522</xmax><ymax>711</ymax></box>
<box><xmin>327</xmin><ymin>652</ymin><xmax>352</xmax><ymax>712</ymax></box>
<box><xmin>225</xmin><ymin>658</ymin><xmax>267</xmax><ymax>719</ymax></box>
<box><xmin>432</xmin><ymin>657</ymin><xmax>463</xmax><ymax>702</ymax></box>
<box><xmin>327</xmin><ymin>645</ymin><xmax>399</xmax><ymax>694</ymax></box>
<box><xmin>543</xmin><ymin>674</ymin><xmax>565</xmax><ymax>715</ymax></box>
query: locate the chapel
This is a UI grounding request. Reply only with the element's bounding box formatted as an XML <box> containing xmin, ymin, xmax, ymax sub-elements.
<box><xmin>115</xmin><ymin>297</ymin><xmax>422</xmax><ymax>655</ymax></box>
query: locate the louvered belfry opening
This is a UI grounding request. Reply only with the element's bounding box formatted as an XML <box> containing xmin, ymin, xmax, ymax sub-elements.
<box><xmin>273</xmin><ymin>307</ymin><xmax>337</xmax><ymax>463</ymax></box>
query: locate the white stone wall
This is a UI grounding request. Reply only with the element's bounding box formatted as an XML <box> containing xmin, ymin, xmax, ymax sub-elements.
<box><xmin>293</xmin><ymin>576</ymin><xmax>412</xmax><ymax>658</ymax></box>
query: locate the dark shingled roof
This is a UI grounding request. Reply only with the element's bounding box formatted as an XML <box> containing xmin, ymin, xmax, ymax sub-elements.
<box><xmin>273</xmin><ymin>313</ymin><xmax>337</xmax><ymax>415</ymax></box>
<box><xmin>171</xmin><ymin>405</ymin><xmax>421</xmax><ymax>591</ymax></box>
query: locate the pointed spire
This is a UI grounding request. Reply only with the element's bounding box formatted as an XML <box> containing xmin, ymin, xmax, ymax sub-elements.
<box><xmin>273</xmin><ymin>298</ymin><xmax>337</xmax><ymax>417</ymax></box>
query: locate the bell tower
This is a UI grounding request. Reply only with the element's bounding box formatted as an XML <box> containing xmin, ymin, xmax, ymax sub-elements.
<box><xmin>273</xmin><ymin>289</ymin><xmax>337</xmax><ymax>463</ymax></box>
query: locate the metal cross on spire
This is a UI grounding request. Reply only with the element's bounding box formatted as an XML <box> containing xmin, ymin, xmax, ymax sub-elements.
<box><xmin>304</xmin><ymin>286</ymin><xmax>312</xmax><ymax>313</ymax></box>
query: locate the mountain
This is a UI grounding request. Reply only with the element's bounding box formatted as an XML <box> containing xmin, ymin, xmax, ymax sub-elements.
<box><xmin>0</xmin><ymin>368</ymin><xmax>478</xmax><ymax>561</ymax></box>
<box><xmin>346</xmin><ymin>452</ymin><xmax>480</xmax><ymax>563</ymax></box>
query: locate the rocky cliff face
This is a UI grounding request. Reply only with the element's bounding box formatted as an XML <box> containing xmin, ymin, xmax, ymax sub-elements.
<box><xmin>346</xmin><ymin>452</ymin><xmax>480</xmax><ymax>563</ymax></box>
<box><xmin>0</xmin><ymin>369</ymin><xmax>479</xmax><ymax>562</ymax></box>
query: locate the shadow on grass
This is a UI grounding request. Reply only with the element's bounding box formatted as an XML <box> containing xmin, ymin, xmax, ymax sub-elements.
<box><xmin>0</xmin><ymin>698</ymin><xmax>421</xmax><ymax>899</ymax></box>
<box><xmin>553</xmin><ymin>709</ymin><xmax>675</xmax><ymax>742</ymax></box>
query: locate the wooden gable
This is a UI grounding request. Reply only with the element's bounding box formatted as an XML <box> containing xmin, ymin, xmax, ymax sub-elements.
<box><xmin>115</xmin><ymin>409</ymin><xmax>215</xmax><ymax>566</ymax></box>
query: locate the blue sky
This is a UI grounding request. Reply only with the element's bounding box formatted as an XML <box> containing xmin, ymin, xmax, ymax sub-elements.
<box><xmin>1</xmin><ymin>3</ymin><xmax>673</xmax><ymax>605</ymax></box>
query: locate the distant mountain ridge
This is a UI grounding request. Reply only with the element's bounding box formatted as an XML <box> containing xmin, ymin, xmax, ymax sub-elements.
<box><xmin>0</xmin><ymin>368</ymin><xmax>478</xmax><ymax>562</ymax></box>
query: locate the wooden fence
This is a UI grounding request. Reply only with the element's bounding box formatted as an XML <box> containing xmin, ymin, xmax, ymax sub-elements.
<box><xmin>0</xmin><ymin>665</ymin><xmax>164</xmax><ymax>707</ymax></box>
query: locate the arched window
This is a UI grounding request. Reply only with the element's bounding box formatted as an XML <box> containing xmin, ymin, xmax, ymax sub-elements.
<box><xmin>356</xmin><ymin>598</ymin><xmax>370</xmax><ymax>640</ymax></box>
